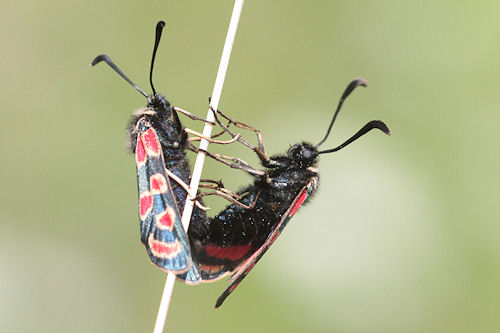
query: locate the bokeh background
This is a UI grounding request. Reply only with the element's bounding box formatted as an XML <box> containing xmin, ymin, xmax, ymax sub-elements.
<box><xmin>1</xmin><ymin>0</ymin><xmax>498</xmax><ymax>332</ymax></box>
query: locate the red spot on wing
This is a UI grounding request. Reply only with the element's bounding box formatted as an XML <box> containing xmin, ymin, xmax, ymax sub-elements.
<box><xmin>139</xmin><ymin>192</ymin><xmax>152</xmax><ymax>221</ymax></box>
<box><xmin>148</xmin><ymin>235</ymin><xmax>181</xmax><ymax>259</ymax></box>
<box><xmin>156</xmin><ymin>207</ymin><xmax>175</xmax><ymax>230</ymax></box>
<box><xmin>205</xmin><ymin>244</ymin><xmax>252</xmax><ymax>261</ymax></box>
<box><xmin>150</xmin><ymin>174</ymin><xmax>168</xmax><ymax>194</ymax></box>
<box><xmin>289</xmin><ymin>188</ymin><xmax>308</xmax><ymax>217</ymax></box>
<box><xmin>142</xmin><ymin>129</ymin><xmax>161</xmax><ymax>156</ymax></box>
<box><xmin>136</xmin><ymin>136</ymin><xmax>146</xmax><ymax>166</ymax></box>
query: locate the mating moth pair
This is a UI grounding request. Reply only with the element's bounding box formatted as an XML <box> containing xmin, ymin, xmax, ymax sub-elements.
<box><xmin>91</xmin><ymin>21</ymin><xmax>390</xmax><ymax>308</ymax></box>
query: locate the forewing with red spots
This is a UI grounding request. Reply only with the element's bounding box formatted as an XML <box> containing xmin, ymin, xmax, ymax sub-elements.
<box><xmin>135</xmin><ymin>121</ymin><xmax>191</xmax><ymax>273</ymax></box>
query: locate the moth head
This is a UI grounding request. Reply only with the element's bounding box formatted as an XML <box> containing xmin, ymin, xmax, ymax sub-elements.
<box><xmin>147</xmin><ymin>94</ymin><xmax>171</xmax><ymax>114</ymax></box>
<box><xmin>287</xmin><ymin>142</ymin><xmax>318</xmax><ymax>167</ymax></box>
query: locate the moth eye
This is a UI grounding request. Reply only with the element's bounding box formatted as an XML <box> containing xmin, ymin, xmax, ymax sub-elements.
<box><xmin>302</xmin><ymin>149</ymin><xmax>312</xmax><ymax>159</ymax></box>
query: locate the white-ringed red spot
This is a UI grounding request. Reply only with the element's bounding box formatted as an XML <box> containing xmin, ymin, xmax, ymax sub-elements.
<box><xmin>289</xmin><ymin>188</ymin><xmax>308</xmax><ymax>217</ymax></box>
<box><xmin>150</xmin><ymin>173</ymin><xmax>168</xmax><ymax>194</ymax></box>
<box><xmin>156</xmin><ymin>207</ymin><xmax>176</xmax><ymax>230</ymax></box>
<box><xmin>142</xmin><ymin>128</ymin><xmax>161</xmax><ymax>157</ymax></box>
<box><xmin>148</xmin><ymin>234</ymin><xmax>181</xmax><ymax>259</ymax></box>
<box><xmin>136</xmin><ymin>136</ymin><xmax>146</xmax><ymax>166</ymax></box>
<box><xmin>139</xmin><ymin>192</ymin><xmax>152</xmax><ymax>221</ymax></box>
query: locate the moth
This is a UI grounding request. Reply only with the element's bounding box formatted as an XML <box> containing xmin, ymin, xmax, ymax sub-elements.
<box><xmin>186</xmin><ymin>78</ymin><xmax>391</xmax><ymax>307</ymax></box>
<box><xmin>91</xmin><ymin>21</ymin><xmax>391</xmax><ymax>309</ymax></box>
<box><xmin>91</xmin><ymin>21</ymin><xmax>215</xmax><ymax>274</ymax></box>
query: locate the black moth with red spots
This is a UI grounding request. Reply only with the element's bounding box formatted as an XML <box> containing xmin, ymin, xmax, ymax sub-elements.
<box><xmin>91</xmin><ymin>21</ymin><xmax>391</xmax><ymax>308</ymax></box>
<box><xmin>187</xmin><ymin>78</ymin><xmax>391</xmax><ymax>307</ymax></box>
<box><xmin>91</xmin><ymin>21</ymin><xmax>208</xmax><ymax>273</ymax></box>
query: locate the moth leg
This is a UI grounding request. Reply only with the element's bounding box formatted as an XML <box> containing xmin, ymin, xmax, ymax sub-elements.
<box><xmin>173</xmin><ymin>104</ymin><xmax>246</xmax><ymax>141</ymax></box>
<box><xmin>246</xmin><ymin>190</ymin><xmax>260</xmax><ymax>210</ymax></box>
<box><xmin>213</xmin><ymin>107</ymin><xmax>267</xmax><ymax>155</ymax></box>
<box><xmin>172</xmin><ymin>106</ymin><xmax>216</xmax><ymax>125</ymax></box>
<box><xmin>209</xmin><ymin>152</ymin><xmax>262</xmax><ymax>175</ymax></box>
<box><xmin>196</xmin><ymin>189</ymin><xmax>261</xmax><ymax>210</ymax></box>
<box><xmin>163</xmin><ymin>168</ymin><xmax>191</xmax><ymax>193</ymax></box>
<box><xmin>217</xmin><ymin>185</ymin><xmax>261</xmax><ymax>210</ymax></box>
<box><xmin>235</xmin><ymin>184</ymin><xmax>253</xmax><ymax>196</ymax></box>
<box><xmin>194</xmin><ymin>201</ymin><xmax>211</xmax><ymax>211</ymax></box>
<box><xmin>182</xmin><ymin>105</ymin><xmax>238</xmax><ymax>142</ymax></box>
<box><xmin>208</xmin><ymin>106</ymin><xmax>254</xmax><ymax>150</ymax></box>
<box><xmin>199</xmin><ymin>178</ymin><xmax>259</xmax><ymax>204</ymax></box>
<box><xmin>184</xmin><ymin>128</ymin><xmax>241</xmax><ymax>145</ymax></box>
<box><xmin>209</xmin><ymin>106</ymin><xmax>271</xmax><ymax>165</ymax></box>
<box><xmin>193</xmin><ymin>146</ymin><xmax>265</xmax><ymax>176</ymax></box>
<box><xmin>198</xmin><ymin>179</ymin><xmax>249</xmax><ymax>206</ymax></box>
<box><xmin>198</xmin><ymin>183</ymin><xmax>243</xmax><ymax>200</ymax></box>
<box><xmin>188</xmin><ymin>128</ymin><xmax>228</xmax><ymax>142</ymax></box>
<box><xmin>199</xmin><ymin>179</ymin><xmax>225</xmax><ymax>188</ymax></box>
<box><xmin>163</xmin><ymin>167</ymin><xmax>211</xmax><ymax>211</ymax></box>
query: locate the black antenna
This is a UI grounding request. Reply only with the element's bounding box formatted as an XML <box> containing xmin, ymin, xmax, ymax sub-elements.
<box><xmin>317</xmin><ymin>120</ymin><xmax>391</xmax><ymax>154</ymax></box>
<box><xmin>90</xmin><ymin>54</ymin><xmax>148</xmax><ymax>98</ymax></box>
<box><xmin>149</xmin><ymin>21</ymin><xmax>166</xmax><ymax>96</ymax></box>
<box><xmin>315</xmin><ymin>78</ymin><xmax>367</xmax><ymax>148</ymax></box>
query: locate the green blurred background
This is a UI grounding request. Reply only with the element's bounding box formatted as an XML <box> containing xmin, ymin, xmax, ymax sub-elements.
<box><xmin>1</xmin><ymin>0</ymin><xmax>498</xmax><ymax>332</ymax></box>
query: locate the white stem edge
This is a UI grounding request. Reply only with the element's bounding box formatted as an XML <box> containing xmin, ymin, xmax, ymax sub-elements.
<box><xmin>153</xmin><ymin>1</ymin><xmax>245</xmax><ymax>332</ymax></box>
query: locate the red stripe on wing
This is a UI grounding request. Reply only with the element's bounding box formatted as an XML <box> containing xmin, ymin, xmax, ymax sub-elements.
<box><xmin>214</xmin><ymin>180</ymin><xmax>316</xmax><ymax>308</ymax></box>
<box><xmin>204</xmin><ymin>244</ymin><xmax>252</xmax><ymax>261</ymax></box>
<box><xmin>289</xmin><ymin>188</ymin><xmax>308</xmax><ymax>217</ymax></box>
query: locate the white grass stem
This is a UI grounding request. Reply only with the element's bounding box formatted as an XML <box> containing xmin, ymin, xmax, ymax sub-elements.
<box><xmin>153</xmin><ymin>1</ymin><xmax>245</xmax><ymax>332</ymax></box>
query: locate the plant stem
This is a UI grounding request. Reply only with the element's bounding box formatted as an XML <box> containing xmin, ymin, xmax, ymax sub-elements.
<box><xmin>153</xmin><ymin>1</ymin><xmax>245</xmax><ymax>331</ymax></box>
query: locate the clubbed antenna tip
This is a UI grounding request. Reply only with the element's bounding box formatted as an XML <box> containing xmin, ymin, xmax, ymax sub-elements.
<box><xmin>89</xmin><ymin>53</ymin><xmax>148</xmax><ymax>98</ymax></box>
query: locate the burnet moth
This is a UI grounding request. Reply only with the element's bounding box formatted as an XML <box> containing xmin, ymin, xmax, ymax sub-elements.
<box><xmin>89</xmin><ymin>20</ymin><xmax>262</xmax><ymax>289</ymax></box>
<box><xmin>90</xmin><ymin>21</ymin><xmax>217</xmax><ymax>274</ymax></box>
<box><xmin>90</xmin><ymin>21</ymin><xmax>391</xmax><ymax>308</ymax></box>
<box><xmin>187</xmin><ymin>78</ymin><xmax>391</xmax><ymax>307</ymax></box>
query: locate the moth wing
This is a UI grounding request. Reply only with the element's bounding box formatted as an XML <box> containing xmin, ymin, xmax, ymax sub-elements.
<box><xmin>176</xmin><ymin>240</ymin><xmax>235</xmax><ymax>284</ymax></box>
<box><xmin>214</xmin><ymin>180</ymin><xmax>316</xmax><ymax>308</ymax></box>
<box><xmin>135</xmin><ymin>124</ymin><xmax>191</xmax><ymax>273</ymax></box>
